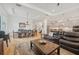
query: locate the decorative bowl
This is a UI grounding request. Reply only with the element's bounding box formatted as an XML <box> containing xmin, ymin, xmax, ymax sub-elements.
<box><xmin>39</xmin><ymin>40</ymin><xmax>47</xmax><ymax>45</ymax></box>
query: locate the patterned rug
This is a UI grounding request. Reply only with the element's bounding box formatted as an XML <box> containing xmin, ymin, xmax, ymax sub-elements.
<box><xmin>14</xmin><ymin>42</ymin><xmax>35</xmax><ymax>55</ymax></box>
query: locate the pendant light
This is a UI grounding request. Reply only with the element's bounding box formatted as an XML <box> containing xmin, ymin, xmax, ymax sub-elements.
<box><xmin>57</xmin><ymin>3</ymin><xmax>60</xmax><ymax>6</ymax></box>
<box><xmin>26</xmin><ymin>12</ymin><xmax>29</xmax><ymax>25</ymax></box>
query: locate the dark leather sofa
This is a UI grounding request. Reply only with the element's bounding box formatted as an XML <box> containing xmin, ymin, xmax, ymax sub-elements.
<box><xmin>44</xmin><ymin>31</ymin><xmax>79</xmax><ymax>54</ymax></box>
<box><xmin>60</xmin><ymin>32</ymin><xmax>79</xmax><ymax>54</ymax></box>
<box><xmin>44</xmin><ymin>31</ymin><xmax>62</xmax><ymax>44</ymax></box>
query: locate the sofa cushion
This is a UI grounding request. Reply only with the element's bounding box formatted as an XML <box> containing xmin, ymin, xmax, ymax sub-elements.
<box><xmin>64</xmin><ymin>32</ymin><xmax>79</xmax><ymax>38</ymax></box>
<box><xmin>60</xmin><ymin>44</ymin><xmax>79</xmax><ymax>54</ymax></box>
<box><xmin>62</xmin><ymin>36</ymin><xmax>79</xmax><ymax>42</ymax></box>
<box><xmin>60</xmin><ymin>39</ymin><xmax>79</xmax><ymax>49</ymax></box>
<box><xmin>44</xmin><ymin>34</ymin><xmax>52</xmax><ymax>39</ymax></box>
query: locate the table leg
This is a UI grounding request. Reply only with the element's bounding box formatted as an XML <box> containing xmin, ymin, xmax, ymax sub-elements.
<box><xmin>57</xmin><ymin>47</ymin><xmax>60</xmax><ymax>55</ymax></box>
<box><xmin>30</xmin><ymin>41</ymin><xmax>32</xmax><ymax>49</ymax></box>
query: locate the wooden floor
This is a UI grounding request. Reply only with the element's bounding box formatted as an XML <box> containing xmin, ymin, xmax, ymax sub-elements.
<box><xmin>3</xmin><ymin>32</ymin><xmax>75</xmax><ymax>55</ymax></box>
<box><xmin>4</xmin><ymin>32</ymin><xmax>41</xmax><ymax>55</ymax></box>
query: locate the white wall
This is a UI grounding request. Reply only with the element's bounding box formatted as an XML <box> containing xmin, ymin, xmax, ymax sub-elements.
<box><xmin>47</xmin><ymin>9</ymin><xmax>79</xmax><ymax>32</ymax></box>
<box><xmin>2</xmin><ymin>8</ymin><xmax>79</xmax><ymax>34</ymax></box>
<box><xmin>7</xmin><ymin>15</ymin><xmax>35</xmax><ymax>33</ymax></box>
<box><xmin>1</xmin><ymin>3</ymin><xmax>79</xmax><ymax>34</ymax></box>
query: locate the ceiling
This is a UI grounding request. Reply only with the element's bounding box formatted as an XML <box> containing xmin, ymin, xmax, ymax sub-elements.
<box><xmin>0</xmin><ymin>3</ymin><xmax>79</xmax><ymax>22</ymax></box>
<box><xmin>30</xmin><ymin>3</ymin><xmax>79</xmax><ymax>15</ymax></box>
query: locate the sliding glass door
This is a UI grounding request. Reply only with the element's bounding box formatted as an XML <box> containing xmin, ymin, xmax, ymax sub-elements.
<box><xmin>0</xmin><ymin>16</ymin><xmax>7</xmax><ymax>32</ymax></box>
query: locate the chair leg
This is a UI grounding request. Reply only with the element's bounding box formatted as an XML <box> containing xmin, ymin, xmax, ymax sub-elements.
<box><xmin>8</xmin><ymin>34</ymin><xmax>10</xmax><ymax>42</ymax></box>
<box><xmin>8</xmin><ymin>37</ymin><xmax>10</xmax><ymax>42</ymax></box>
<box><xmin>6</xmin><ymin>40</ymin><xmax>8</xmax><ymax>47</ymax></box>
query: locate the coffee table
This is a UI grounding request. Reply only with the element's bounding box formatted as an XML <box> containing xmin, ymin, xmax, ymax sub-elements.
<box><xmin>30</xmin><ymin>39</ymin><xmax>60</xmax><ymax>55</ymax></box>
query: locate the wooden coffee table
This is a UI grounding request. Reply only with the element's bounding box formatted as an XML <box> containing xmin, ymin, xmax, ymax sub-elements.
<box><xmin>30</xmin><ymin>39</ymin><xmax>60</xmax><ymax>55</ymax></box>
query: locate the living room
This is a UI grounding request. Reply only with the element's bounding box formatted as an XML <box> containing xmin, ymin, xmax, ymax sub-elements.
<box><xmin>0</xmin><ymin>3</ymin><xmax>79</xmax><ymax>55</ymax></box>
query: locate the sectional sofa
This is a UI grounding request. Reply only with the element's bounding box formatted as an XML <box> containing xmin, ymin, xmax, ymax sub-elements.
<box><xmin>44</xmin><ymin>31</ymin><xmax>79</xmax><ymax>54</ymax></box>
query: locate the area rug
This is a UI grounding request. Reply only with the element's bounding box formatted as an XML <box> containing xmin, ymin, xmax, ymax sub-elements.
<box><xmin>14</xmin><ymin>42</ymin><xmax>35</xmax><ymax>55</ymax></box>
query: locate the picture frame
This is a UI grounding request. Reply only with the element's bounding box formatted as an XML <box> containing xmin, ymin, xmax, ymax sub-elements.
<box><xmin>19</xmin><ymin>23</ymin><xmax>26</xmax><ymax>28</ymax></box>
